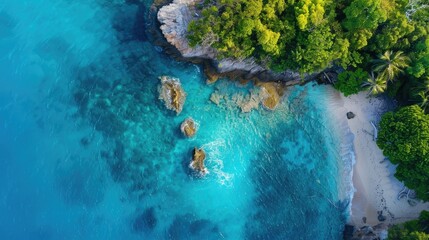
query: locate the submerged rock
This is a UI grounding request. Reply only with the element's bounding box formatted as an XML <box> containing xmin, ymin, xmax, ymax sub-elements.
<box><xmin>158</xmin><ymin>75</ymin><xmax>186</xmax><ymax>114</ymax></box>
<box><xmin>133</xmin><ymin>207</ymin><xmax>157</xmax><ymax>232</ymax></box>
<box><xmin>190</xmin><ymin>147</ymin><xmax>208</xmax><ymax>176</ymax></box>
<box><xmin>180</xmin><ymin>117</ymin><xmax>197</xmax><ymax>137</ymax></box>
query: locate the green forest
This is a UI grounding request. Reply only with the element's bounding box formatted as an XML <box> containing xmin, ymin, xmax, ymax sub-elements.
<box><xmin>187</xmin><ymin>0</ymin><xmax>429</xmax><ymax>235</ymax></box>
<box><xmin>188</xmin><ymin>0</ymin><xmax>428</xmax><ymax>102</ymax></box>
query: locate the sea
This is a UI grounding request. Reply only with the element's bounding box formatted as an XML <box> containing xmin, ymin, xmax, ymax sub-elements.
<box><xmin>0</xmin><ymin>0</ymin><xmax>353</xmax><ymax>239</ymax></box>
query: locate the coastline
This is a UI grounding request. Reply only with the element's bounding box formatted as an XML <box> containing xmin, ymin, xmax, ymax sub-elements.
<box><xmin>154</xmin><ymin>0</ymin><xmax>429</xmax><ymax>233</ymax></box>
<box><xmin>326</xmin><ymin>88</ymin><xmax>429</xmax><ymax>229</ymax></box>
<box><xmin>155</xmin><ymin>0</ymin><xmax>329</xmax><ymax>84</ymax></box>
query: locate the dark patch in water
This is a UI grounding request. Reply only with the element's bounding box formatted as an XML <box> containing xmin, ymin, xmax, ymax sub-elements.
<box><xmin>111</xmin><ymin>3</ymin><xmax>147</xmax><ymax>43</ymax></box>
<box><xmin>168</xmin><ymin>214</ymin><xmax>222</xmax><ymax>240</ymax></box>
<box><xmin>34</xmin><ymin>37</ymin><xmax>71</xmax><ymax>61</ymax></box>
<box><xmin>55</xmin><ymin>157</ymin><xmax>106</xmax><ymax>207</ymax></box>
<box><xmin>133</xmin><ymin>207</ymin><xmax>157</xmax><ymax>232</ymax></box>
<box><xmin>0</xmin><ymin>11</ymin><xmax>16</xmax><ymax>38</ymax></box>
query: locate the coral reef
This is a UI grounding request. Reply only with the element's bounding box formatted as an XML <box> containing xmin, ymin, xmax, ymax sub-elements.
<box><xmin>158</xmin><ymin>75</ymin><xmax>187</xmax><ymax>114</ymax></box>
<box><xmin>180</xmin><ymin>117</ymin><xmax>197</xmax><ymax>137</ymax></box>
<box><xmin>190</xmin><ymin>147</ymin><xmax>208</xmax><ymax>176</ymax></box>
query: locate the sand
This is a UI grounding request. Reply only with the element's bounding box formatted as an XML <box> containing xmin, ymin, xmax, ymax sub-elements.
<box><xmin>326</xmin><ymin>87</ymin><xmax>429</xmax><ymax>227</ymax></box>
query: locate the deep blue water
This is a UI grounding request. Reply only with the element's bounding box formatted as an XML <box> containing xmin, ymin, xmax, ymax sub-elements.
<box><xmin>0</xmin><ymin>1</ymin><xmax>349</xmax><ymax>239</ymax></box>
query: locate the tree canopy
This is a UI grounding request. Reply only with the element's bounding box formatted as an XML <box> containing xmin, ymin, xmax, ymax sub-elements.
<box><xmin>388</xmin><ymin>210</ymin><xmax>429</xmax><ymax>239</ymax></box>
<box><xmin>377</xmin><ymin>105</ymin><xmax>429</xmax><ymax>200</ymax></box>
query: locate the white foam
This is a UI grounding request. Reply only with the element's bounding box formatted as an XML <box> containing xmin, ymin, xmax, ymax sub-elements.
<box><xmin>202</xmin><ymin>139</ymin><xmax>234</xmax><ymax>186</ymax></box>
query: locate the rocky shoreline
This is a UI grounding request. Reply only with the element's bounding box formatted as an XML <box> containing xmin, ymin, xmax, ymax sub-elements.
<box><xmin>154</xmin><ymin>0</ymin><xmax>330</xmax><ymax>85</ymax></box>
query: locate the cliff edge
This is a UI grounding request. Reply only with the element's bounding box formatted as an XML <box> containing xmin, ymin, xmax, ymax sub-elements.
<box><xmin>157</xmin><ymin>0</ymin><xmax>314</xmax><ymax>83</ymax></box>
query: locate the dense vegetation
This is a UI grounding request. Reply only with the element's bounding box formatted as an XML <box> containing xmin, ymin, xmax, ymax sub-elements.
<box><xmin>188</xmin><ymin>0</ymin><xmax>428</xmax><ymax>100</ymax></box>
<box><xmin>378</xmin><ymin>105</ymin><xmax>429</xmax><ymax>201</ymax></box>
<box><xmin>188</xmin><ymin>0</ymin><xmax>429</xmax><ymax>205</ymax></box>
<box><xmin>388</xmin><ymin>210</ymin><xmax>429</xmax><ymax>239</ymax></box>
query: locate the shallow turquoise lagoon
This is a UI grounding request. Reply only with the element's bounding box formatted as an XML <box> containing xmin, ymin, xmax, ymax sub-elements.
<box><xmin>0</xmin><ymin>0</ymin><xmax>349</xmax><ymax>239</ymax></box>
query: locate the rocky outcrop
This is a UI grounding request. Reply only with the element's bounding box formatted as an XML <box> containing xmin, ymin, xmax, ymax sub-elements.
<box><xmin>347</xmin><ymin>111</ymin><xmax>356</xmax><ymax>119</ymax></box>
<box><xmin>158</xmin><ymin>75</ymin><xmax>186</xmax><ymax>114</ymax></box>
<box><xmin>157</xmin><ymin>0</ymin><xmax>316</xmax><ymax>83</ymax></box>
<box><xmin>344</xmin><ymin>224</ymin><xmax>388</xmax><ymax>240</ymax></box>
<box><xmin>190</xmin><ymin>147</ymin><xmax>208</xmax><ymax>176</ymax></box>
<box><xmin>258</xmin><ymin>82</ymin><xmax>283</xmax><ymax>110</ymax></box>
<box><xmin>180</xmin><ymin>117</ymin><xmax>197</xmax><ymax>137</ymax></box>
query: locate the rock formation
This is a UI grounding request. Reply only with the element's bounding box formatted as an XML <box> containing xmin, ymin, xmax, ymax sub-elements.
<box><xmin>157</xmin><ymin>0</ymin><xmax>317</xmax><ymax>83</ymax></box>
<box><xmin>158</xmin><ymin>75</ymin><xmax>186</xmax><ymax>114</ymax></box>
<box><xmin>190</xmin><ymin>147</ymin><xmax>208</xmax><ymax>176</ymax></box>
<box><xmin>180</xmin><ymin>117</ymin><xmax>197</xmax><ymax>137</ymax></box>
<box><xmin>259</xmin><ymin>82</ymin><xmax>283</xmax><ymax>110</ymax></box>
<box><xmin>347</xmin><ymin>111</ymin><xmax>355</xmax><ymax>119</ymax></box>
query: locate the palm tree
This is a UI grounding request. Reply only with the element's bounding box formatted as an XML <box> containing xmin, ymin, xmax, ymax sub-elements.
<box><xmin>362</xmin><ymin>72</ymin><xmax>387</xmax><ymax>95</ymax></box>
<box><xmin>373</xmin><ymin>50</ymin><xmax>410</xmax><ymax>81</ymax></box>
<box><xmin>418</xmin><ymin>91</ymin><xmax>429</xmax><ymax>112</ymax></box>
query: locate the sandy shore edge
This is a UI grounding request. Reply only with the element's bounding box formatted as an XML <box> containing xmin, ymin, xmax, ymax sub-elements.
<box><xmin>325</xmin><ymin>87</ymin><xmax>429</xmax><ymax>227</ymax></box>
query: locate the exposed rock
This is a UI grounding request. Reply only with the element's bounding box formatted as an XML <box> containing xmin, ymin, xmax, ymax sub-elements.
<box><xmin>157</xmin><ymin>0</ymin><xmax>318</xmax><ymax>83</ymax></box>
<box><xmin>158</xmin><ymin>75</ymin><xmax>186</xmax><ymax>114</ymax></box>
<box><xmin>204</xmin><ymin>63</ymin><xmax>220</xmax><ymax>84</ymax></box>
<box><xmin>346</xmin><ymin>223</ymin><xmax>388</xmax><ymax>240</ymax></box>
<box><xmin>190</xmin><ymin>147</ymin><xmax>208</xmax><ymax>176</ymax></box>
<box><xmin>180</xmin><ymin>117</ymin><xmax>197</xmax><ymax>137</ymax></box>
<box><xmin>347</xmin><ymin>111</ymin><xmax>355</xmax><ymax>119</ymax></box>
<box><xmin>377</xmin><ymin>213</ymin><xmax>386</xmax><ymax>222</ymax></box>
<box><xmin>258</xmin><ymin>82</ymin><xmax>283</xmax><ymax>110</ymax></box>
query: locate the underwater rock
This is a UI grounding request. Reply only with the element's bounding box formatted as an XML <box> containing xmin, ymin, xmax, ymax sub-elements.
<box><xmin>158</xmin><ymin>75</ymin><xmax>186</xmax><ymax>114</ymax></box>
<box><xmin>168</xmin><ymin>214</ymin><xmax>221</xmax><ymax>239</ymax></box>
<box><xmin>347</xmin><ymin>111</ymin><xmax>355</xmax><ymax>119</ymax></box>
<box><xmin>133</xmin><ymin>207</ymin><xmax>157</xmax><ymax>232</ymax></box>
<box><xmin>209</xmin><ymin>91</ymin><xmax>223</xmax><ymax>106</ymax></box>
<box><xmin>180</xmin><ymin>117</ymin><xmax>197</xmax><ymax>137</ymax></box>
<box><xmin>190</xmin><ymin>147</ymin><xmax>208</xmax><ymax>176</ymax></box>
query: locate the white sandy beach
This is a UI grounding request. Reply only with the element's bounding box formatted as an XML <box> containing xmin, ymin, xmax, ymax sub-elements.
<box><xmin>326</xmin><ymin>87</ymin><xmax>429</xmax><ymax>227</ymax></box>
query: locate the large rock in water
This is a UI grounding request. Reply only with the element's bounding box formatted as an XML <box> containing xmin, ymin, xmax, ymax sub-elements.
<box><xmin>180</xmin><ymin>117</ymin><xmax>197</xmax><ymax>137</ymax></box>
<box><xmin>158</xmin><ymin>76</ymin><xmax>186</xmax><ymax>114</ymax></box>
<box><xmin>190</xmin><ymin>147</ymin><xmax>208</xmax><ymax>176</ymax></box>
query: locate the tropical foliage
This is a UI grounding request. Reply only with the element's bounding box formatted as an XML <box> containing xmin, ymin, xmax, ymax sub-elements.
<box><xmin>333</xmin><ymin>68</ymin><xmax>367</xmax><ymax>96</ymax></box>
<box><xmin>377</xmin><ymin>105</ymin><xmax>429</xmax><ymax>201</ymax></box>
<box><xmin>388</xmin><ymin>210</ymin><xmax>429</xmax><ymax>239</ymax></box>
<box><xmin>363</xmin><ymin>72</ymin><xmax>387</xmax><ymax>95</ymax></box>
<box><xmin>372</xmin><ymin>51</ymin><xmax>410</xmax><ymax>82</ymax></box>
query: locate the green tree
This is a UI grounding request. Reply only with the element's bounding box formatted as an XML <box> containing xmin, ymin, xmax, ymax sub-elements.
<box><xmin>389</xmin><ymin>210</ymin><xmax>429</xmax><ymax>240</ymax></box>
<box><xmin>418</xmin><ymin>91</ymin><xmax>429</xmax><ymax>112</ymax></box>
<box><xmin>377</xmin><ymin>105</ymin><xmax>429</xmax><ymax>200</ymax></box>
<box><xmin>334</xmin><ymin>68</ymin><xmax>367</xmax><ymax>96</ymax></box>
<box><xmin>373</xmin><ymin>50</ymin><xmax>411</xmax><ymax>81</ymax></box>
<box><xmin>362</xmin><ymin>72</ymin><xmax>387</xmax><ymax>95</ymax></box>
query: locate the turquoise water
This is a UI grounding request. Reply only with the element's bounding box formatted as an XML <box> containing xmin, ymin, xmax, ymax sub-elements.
<box><xmin>0</xmin><ymin>0</ymin><xmax>349</xmax><ymax>239</ymax></box>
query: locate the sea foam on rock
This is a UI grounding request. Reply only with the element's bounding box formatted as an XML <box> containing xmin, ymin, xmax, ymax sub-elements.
<box><xmin>180</xmin><ymin>117</ymin><xmax>197</xmax><ymax>137</ymax></box>
<box><xmin>158</xmin><ymin>75</ymin><xmax>186</xmax><ymax>114</ymax></box>
<box><xmin>190</xmin><ymin>147</ymin><xmax>208</xmax><ymax>176</ymax></box>
<box><xmin>157</xmin><ymin>0</ymin><xmax>317</xmax><ymax>83</ymax></box>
